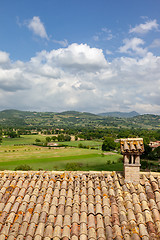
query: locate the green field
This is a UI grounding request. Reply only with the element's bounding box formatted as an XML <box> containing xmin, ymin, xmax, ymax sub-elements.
<box><xmin>0</xmin><ymin>135</ymin><xmax>123</xmax><ymax>171</ymax></box>
<box><xmin>1</xmin><ymin>135</ymin><xmax>102</xmax><ymax>148</ymax></box>
<box><xmin>1</xmin><ymin>135</ymin><xmax>49</xmax><ymax>146</ymax></box>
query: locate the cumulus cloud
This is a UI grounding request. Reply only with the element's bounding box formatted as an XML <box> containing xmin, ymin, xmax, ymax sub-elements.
<box><xmin>28</xmin><ymin>16</ymin><xmax>49</xmax><ymax>40</ymax></box>
<box><xmin>0</xmin><ymin>67</ymin><xmax>30</xmax><ymax>92</ymax></box>
<box><xmin>0</xmin><ymin>51</ymin><xmax>10</xmax><ymax>64</ymax></box>
<box><xmin>0</xmin><ymin>44</ymin><xmax>160</xmax><ymax>114</ymax></box>
<box><xmin>129</xmin><ymin>19</ymin><xmax>159</xmax><ymax>34</ymax></box>
<box><xmin>119</xmin><ymin>38</ymin><xmax>147</xmax><ymax>56</ymax></box>
<box><xmin>32</xmin><ymin>43</ymin><xmax>108</xmax><ymax>71</ymax></box>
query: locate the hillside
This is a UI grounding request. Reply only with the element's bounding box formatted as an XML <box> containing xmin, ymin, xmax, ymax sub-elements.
<box><xmin>0</xmin><ymin>109</ymin><xmax>159</xmax><ymax>129</ymax></box>
<box><xmin>99</xmin><ymin>111</ymin><xmax>139</xmax><ymax>118</ymax></box>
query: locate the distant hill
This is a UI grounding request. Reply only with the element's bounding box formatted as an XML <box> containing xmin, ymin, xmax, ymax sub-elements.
<box><xmin>57</xmin><ymin>111</ymin><xmax>98</xmax><ymax>117</ymax></box>
<box><xmin>0</xmin><ymin>109</ymin><xmax>159</xmax><ymax>129</ymax></box>
<box><xmin>98</xmin><ymin>111</ymin><xmax>140</xmax><ymax>118</ymax></box>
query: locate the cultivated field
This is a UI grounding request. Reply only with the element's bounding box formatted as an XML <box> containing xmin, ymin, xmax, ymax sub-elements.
<box><xmin>0</xmin><ymin>135</ymin><xmax>123</xmax><ymax>171</ymax></box>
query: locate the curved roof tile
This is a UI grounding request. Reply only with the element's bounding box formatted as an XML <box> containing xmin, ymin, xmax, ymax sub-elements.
<box><xmin>0</xmin><ymin>171</ymin><xmax>160</xmax><ymax>239</ymax></box>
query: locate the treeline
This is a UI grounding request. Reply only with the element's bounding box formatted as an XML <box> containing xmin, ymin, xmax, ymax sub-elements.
<box><xmin>0</xmin><ymin>126</ymin><xmax>160</xmax><ymax>142</ymax></box>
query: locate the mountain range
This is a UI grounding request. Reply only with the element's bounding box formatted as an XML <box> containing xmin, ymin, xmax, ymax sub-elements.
<box><xmin>0</xmin><ymin>109</ymin><xmax>159</xmax><ymax>129</ymax></box>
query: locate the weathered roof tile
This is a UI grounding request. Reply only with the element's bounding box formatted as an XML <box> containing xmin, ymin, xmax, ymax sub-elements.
<box><xmin>0</xmin><ymin>170</ymin><xmax>160</xmax><ymax>239</ymax></box>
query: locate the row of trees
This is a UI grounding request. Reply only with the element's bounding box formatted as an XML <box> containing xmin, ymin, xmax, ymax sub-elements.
<box><xmin>35</xmin><ymin>134</ymin><xmax>71</xmax><ymax>144</ymax></box>
<box><xmin>0</xmin><ymin>126</ymin><xmax>160</xmax><ymax>141</ymax></box>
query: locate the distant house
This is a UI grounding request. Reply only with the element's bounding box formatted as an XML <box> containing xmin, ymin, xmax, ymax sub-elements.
<box><xmin>47</xmin><ymin>142</ymin><xmax>58</xmax><ymax>146</ymax></box>
<box><xmin>149</xmin><ymin>141</ymin><xmax>160</xmax><ymax>150</ymax></box>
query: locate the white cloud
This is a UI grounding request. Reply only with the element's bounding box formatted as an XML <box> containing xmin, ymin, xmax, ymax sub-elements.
<box><xmin>106</xmin><ymin>50</ymin><xmax>113</xmax><ymax>55</ymax></box>
<box><xmin>28</xmin><ymin>16</ymin><xmax>49</xmax><ymax>40</ymax></box>
<box><xmin>102</xmin><ymin>28</ymin><xmax>113</xmax><ymax>40</ymax></box>
<box><xmin>131</xmin><ymin>103</ymin><xmax>160</xmax><ymax>114</ymax></box>
<box><xmin>41</xmin><ymin>43</ymin><xmax>108</xmax><ymax>70</ymax></box>
<box><xmin>119</xmin><ymin>38</ymin><xmax>147</xmax><ymax>56</ymax></box>
<box><xmin>53</xmin><ymin>39</ymin><xmax>68</xmax><ymax>47</ymax></box>
<box><xmin>105</xmin><ymin>34</ymin><xmax>113</xmax><ymax>41</ymax></box>
<box><xmin>93</xmin><ymin>35</ymin><xmax>99</xmax><ymax>41</ymax></box>
<box><xmin>0</xmin><ymin>67</ymin><xmax>30</xmax><ymax>92</ymax></box>
<box><xmin>129</xmin><ymin>19</ymin><xmax>159</xmax><ymax>34</ymax></box>
<box><xmin>0</xmin><ymin>51</ymin><xmax>10</xmax><ymax>64</ymax></box>
<box><xmin>150</xmin><ymin>39</ymin><xmax>160</xmax><ymax>48</ymax></box>
<box><xmin>93</xmin><ymin>28</ymin><xmax>113</xmax><ymax>42</ymax></box>
<box><xmin>0</xmin><ymin>44</ymin><xmax>160</xmax><ymax>114</ymax></box>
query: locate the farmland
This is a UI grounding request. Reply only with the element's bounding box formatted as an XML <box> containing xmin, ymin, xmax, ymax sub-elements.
<box><xmin>0</xmin><ymin>135</ymin><xmax>122</xmax><ymax>171</ymax></box>
<box><xmin>0</xmin><ymin>109</ymin><xmax>159</xmax><ymax>172</ymax></box>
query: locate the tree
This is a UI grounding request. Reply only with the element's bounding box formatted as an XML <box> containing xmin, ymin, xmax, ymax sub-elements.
<box><xmin>75</xmin><ymin>135</ymin><xmax>78</xmax><ymax>141</ymax></box>
<box><xmin>7</xmin><ymin>131</ymin><xmax>19</xmax><ymax>138</ymax></box>
<box><xmin>148</xmin><ymin>146</ymin><xmax>160</xmax><ymax>160</ymax></box>
<box><xmin>64</xmin><ymin>135</ymin><xmax>71</xmax><ymax>141</ymax></box>
<box><xmin>142</xmin><ymin>143</ymin><xmax>152</xmax><ymax>159</ymax></box>
<box><xmin>52</xmin><ymin>136</ymin><xmax>57</xmax><ymax>141</ymax></box>
<box><xmin>46</xmin><ymin>137</ymin><xmax>51</xmax><ymax>142</ymax></box>
<box><xmin>57</xmin><ymin>134</ymin><xmax>65</xmax><ymax>142</ymax></box>
<box><xmin>102</xmin><ymin>137</ymin><xmax>116</xmax><ymax>151</ymax></box>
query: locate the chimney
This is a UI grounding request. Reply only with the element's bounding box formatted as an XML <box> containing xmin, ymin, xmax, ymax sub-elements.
<box><xmin>120</xmin><ymin>138</ymin><xmax>144</xmax><ymax>183</ymax></box>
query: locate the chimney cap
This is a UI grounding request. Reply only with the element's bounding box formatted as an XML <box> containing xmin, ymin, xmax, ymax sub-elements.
<box><xmin>120</xmin><ymin>138</ymin><xmax>144</xmax><ymax>154</ymax></box>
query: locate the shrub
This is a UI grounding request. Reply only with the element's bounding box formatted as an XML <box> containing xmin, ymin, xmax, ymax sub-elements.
<box><xmin>78</xmin><ymin>143</ymin><xmax>83</xmax><ymax>148</ymax></box>
<box><xmin>65</xmin><ymin>162</ymin><xmax>83</xmax><ymax>171</ymax></box>
<box><xmin>118</xmin><ymin>157</ymin><xmax>123</xmax><ymax>163</ymax></box>
<box><xmin>14</xmin><ymin>164</ymin><xmax>32</xmax><ymax>171</ymax></box>
<box><xmin>78</xmin><ymin>143</ymin><xmax>89</xmax><ymax>149</ymax></box>
<box><xmin>141</xmin><ymin>160</ymin><xmax>148</xmax><ymax>169</ymax></box>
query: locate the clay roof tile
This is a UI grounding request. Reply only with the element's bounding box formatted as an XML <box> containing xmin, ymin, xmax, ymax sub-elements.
<box><xmin>96</xmin><ymin>203</ymin><xmax>103</xmax><ymax>215</ymax></box>
<box><xmin>139</xmin><ymin>223</ymin><xmax>149</xmax><ymax>238</ymax></box>
<box><xmin>88</xmin><ymin>227</ymin><xmax>96</xmax><ymax>239</ymax></box>
<box><xmin>62</xmin><ymin>225</ymin><xmax>70</xmax><ymax>239</ymax></box>
<box><xmin>63</xmin><ymin>215</ymin><xmax>71</xmax><ymax>227</ymax></box>
<box><xmin>1</xmin><ymin>170</ymin><xmax>160</xmax><ymax>239</ymax></box>
<box><xmin>55</xmin><ymin>215</ymin><xmax>63</xmax><ymax>227</ymax></box>
<box><xmin>65</xmin><ymin>206</ymin><xmax>72</xmax><ymax>215</ymax></box>
<box><xmin>80</xmin><ymin>222</ymin><xmax>87</xmax><ymax>236</ymax></box>
<box><xmin>81</xmin><ymin>202</ymin><xmax>87</xmax><ymax>213</ymax></box>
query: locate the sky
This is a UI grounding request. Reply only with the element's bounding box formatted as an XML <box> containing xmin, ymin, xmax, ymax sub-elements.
<box><xmin>0</xmin><ymin>0</ymin><xmax>160</xmax><ymax>114</ymax></box>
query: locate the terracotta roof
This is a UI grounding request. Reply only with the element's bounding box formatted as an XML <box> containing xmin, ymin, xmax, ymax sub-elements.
<box><xmin>0</xmin><ymin>170</ymin><xmax>160</xmax><ymax>239</ymax></box>
<box><xmin>120</xmin><ymin>138</ymin><xmax>144</xmax><ymax>154</ymax></box>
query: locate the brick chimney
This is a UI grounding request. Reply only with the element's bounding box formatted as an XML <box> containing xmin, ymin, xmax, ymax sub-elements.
<box><xmin>120</xmin><ymin>138</ymin><xmax>144</xmax><ymax>183</ymax></box>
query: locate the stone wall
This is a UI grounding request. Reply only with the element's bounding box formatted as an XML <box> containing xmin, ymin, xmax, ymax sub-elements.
<box><xmin>124</xmin><ymin>164</ymin><xmax>141</xmax><ymax>183</ymax></box>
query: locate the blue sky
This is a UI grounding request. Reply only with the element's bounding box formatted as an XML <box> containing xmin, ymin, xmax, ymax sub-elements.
<box><xmin>0</xmin><ymin>0</ymin><xmax>160</xmax><ymax>114</ymax></box>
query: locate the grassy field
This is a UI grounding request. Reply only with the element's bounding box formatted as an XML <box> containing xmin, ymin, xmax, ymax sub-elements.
<box><xmin>1</xmin><ymin>135</ymin><xmax>49</xmax><ymax>146</ymax></box>
<box><xmin>1</xmin><ymin>135</ymin><xmax>103</xmax><ymax>148</ymax></box>
<box><xmin>0</xmin><ymin>135</ymin><xmax>123</xmax><ymax>171</ymax></box>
